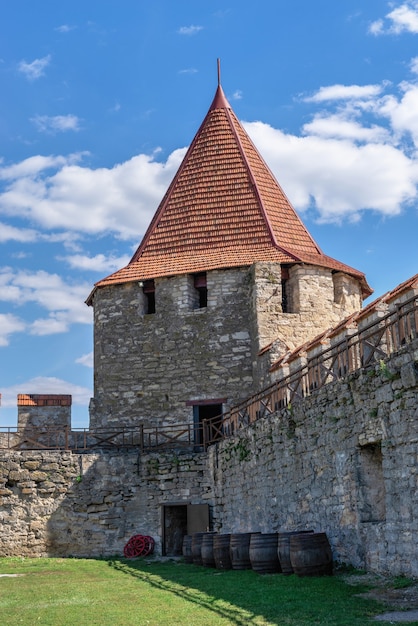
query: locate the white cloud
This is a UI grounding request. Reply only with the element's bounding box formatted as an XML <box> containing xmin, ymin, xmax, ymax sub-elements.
<box><xmin>45</xmin><ymin>231</ymin><xmax>83</xmax><ymax>248</ymax></box>
<box><xmin>231</xmin><ymin>90</ymin><xmax>243</xmax><ymax>101</ymax></box>
<box><xmin>0</xmin><ymin>268</ymin><xmax>93</xmax><ymax>334</ymax></box>
<box><xmin>410</xmin><ymin>56</ymin><xmax>418</xmax><ymax>73</ymax></box>
<box><xmin>302</xmin><ymin>114</ymin><xmax>390</xmax><ymax>142</ymax></box>
<box><xmin>55</xmin><ymin>24</ymin><xmax>76</xmax><ymax>33</ymax></box>
<box><xmin>62</xmin><ymin>253</ymin><xmax>131</xmax><ymax>272</ymax></box>
<box><xmin>177</xmin><ymin>25</ymin><xmax>203</xmax><ymax>35</ymax></box>
<box><xmin>251</xmin><ymin>79</ymin><xmax>418</xmax><ymax>218</ymax></box>
<box><xmin>0</xmin><ymin>377</ymin><xmax>91</xmax><ymax>408</ymax></box>
<box><xmin>11</xmin><ymin>251</ymin><xmax>31</xmax><ymax>260</ymax></box>
<box><xmin>179</xmin><ymin>68</ymin><xmax>198</xmax><ymax>75</ymax></box>
<box><xmin>0</xmin><ymin>313</ymin><xmax>26</xmax><ymax>347</ymax></box>
<box><xmin>76</xmin><ymin>352</ymin><xmax>93</xmax><ymax>368</ymax></box>
<box><xmin>369</xmin><ymin>19</ymin><xmax>384</xmax><ymax>35</ymax></box>
<box><xmin>0</xmin><ymin>225</ymin><xmax>83</xmax><ymax>247</ymax></box>
<box><xmin>31</xmin><ymin>114</ymin><xmax>81</xmax><ymax>133</ymax></box>
<box><xmin>0</xmin><ymin>153</ymin><xmax>84</xmax><ymax>181</ymax></box>
<box><xmin>18</xmin><ymin>55</ymin><xmax>51</xmax><ymax>81</ymax></box>
<box><xmin>369</xmin><ymin>2</ymin><xmax>418</xmax><ymax>35</ymax></box>
<box><xmin>30</xmin><ymin>316</ymin><xmax>71</xmax><ymax>335</ymax></box>
<box><xmin>0</xmin><ymin>149</ymin><xmax>185</xmax><ymax>239</ymax></box>
<box><xmin>376</xmin><ymin>83</ymin><xmax>418</xmax><ymax>144</ymax></box>
<box><xmin>244</xmin><ymin>120</ymin><xmax>417</xmax><ymax>223</ymax></box>
<box><xmin>305</xmin><ymin>84</ymin><xmax>382</xmax><ymax>102</ymax></box>
<box><xmin>0</xmin><ymin>222</ymin><xmax>39</xmax><ymax>242</ymax></box>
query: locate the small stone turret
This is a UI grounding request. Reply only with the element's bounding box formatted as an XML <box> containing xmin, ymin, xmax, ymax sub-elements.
<box><xmin>17</xmin><ymin>394</ymin><xmax>72</xmax><ymax>430</ymax></box>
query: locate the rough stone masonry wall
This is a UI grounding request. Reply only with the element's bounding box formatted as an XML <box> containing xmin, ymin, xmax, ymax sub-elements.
<box><xmin>0</xmin><ymin>449</ymin><xmax>208</xmax><ymax>557</ymax></box>
<box><xmin>91</xmin><ymin>262</ymin><xmax>363</xmax><ymax>429</ymax></box>
<box><xmin>207</xmin><ymin>338</ymin><xmax>418</xmax><ymax>577</ymax></box>
<box><xmin>90</xmin><ymin>267</ymin><xmax>255</xmax><ymax>429</ymax></box>
<box><xmin>253</xmin><ymin>263</ymin><xmax>363</xmax><ymax>388</ymax></box>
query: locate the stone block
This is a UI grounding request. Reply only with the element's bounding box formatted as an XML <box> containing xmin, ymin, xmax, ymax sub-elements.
<box><xmin>31</xmin><ymin>471</ymin><xmax>49</xmax><ymax>483</ymax></box>
<box><xmin>401</xmin><ymin>362</ymin><xmax>418</xmax><ymax>389</ymax></box>
<box><xmin>375</xmin><ymin>383</ymin><xmax>394</xmax><ymax>404</ymax></box>
<box><xmin>23</xmin><ymin>461</ymin><xmax>41</xmax><ymax>470</ymax></box>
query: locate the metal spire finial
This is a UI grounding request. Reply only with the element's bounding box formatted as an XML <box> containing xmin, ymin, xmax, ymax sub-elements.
<box><xmin>217</xmin><ymin>58</ymin><xmax>221</xmax><ymax>86</ymax></box>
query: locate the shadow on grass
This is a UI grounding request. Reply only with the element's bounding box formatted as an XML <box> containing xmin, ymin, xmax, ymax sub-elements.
<box><xmin>109</xmin><ymin>558</ymin><xmax>259</xmax><ymax>625</ymax></box>
<box><xmin>107</xmin><ymin>558</ymin><xmax>384</xmax><ymax>626</ymax></box>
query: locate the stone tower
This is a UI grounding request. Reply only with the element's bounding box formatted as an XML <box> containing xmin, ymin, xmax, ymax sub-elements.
<box><xmin>86</xmin><ymin>76</ymin><xmax>371</xmax><ymax>436</ymax></box>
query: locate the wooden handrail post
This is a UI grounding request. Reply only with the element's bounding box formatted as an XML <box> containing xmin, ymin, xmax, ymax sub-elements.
<box><xmin>202</xmin><ymin>419</ymin><xmax>208</xmax><ymax>449</ymax></box>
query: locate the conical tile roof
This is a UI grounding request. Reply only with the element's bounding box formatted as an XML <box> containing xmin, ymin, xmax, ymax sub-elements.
<box><xmin>87</xmin><ymin>81</ymin><xmax>372</xmax><ymax>303</ymax></box>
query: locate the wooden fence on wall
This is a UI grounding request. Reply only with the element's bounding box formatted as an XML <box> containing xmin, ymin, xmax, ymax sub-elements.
<box><xmin>203</xmin><ymin>292</ymin><xmax>418</xmax><ymax>446</ymax></box>
<box><xmin>1</xmin><ymin>291</ymin><xmax>417</xmax><ymax>452</ymax></box>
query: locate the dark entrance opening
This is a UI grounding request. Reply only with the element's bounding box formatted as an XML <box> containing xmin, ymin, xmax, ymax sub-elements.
<box><xmin>162</xmin><ymin>503</ymin><xmax>210</xmax><ymax>556</ymax></box>
<box><xmin>162</xmin><ymin>505</ymin><xmax>187</xmax><ymax>556</ymax></box>
<box><xmin>193</xmin><ymin>403</ymin><xmax>223</xmax><ymax>448</ymax></box>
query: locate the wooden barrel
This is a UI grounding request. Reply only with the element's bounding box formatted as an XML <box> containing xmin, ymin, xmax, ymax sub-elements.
<box><xmin>182</xmin><ymin>534</ymin><xmax>193</xmax><ymax>564</ymax></box>
<box><xmin>277</xmin><ymin>531</ymin><xmax>314</xmax><ymax>575</ymax></box>
<box><xmin>230</xmin><ymin>533</ymin><xmax>254</xmax><ymax>570</ymax></box>
<box><xmin>191</xmin><ymin>532</ymin><xmax>205</xmax><ymax>565</ymax></box>
<box><xmin>290</xmin><ymin>532</ymin><xmax>333</xmax><ymax>577</ymax></box>
<box><xmin>213</xmin><ymin>534</ymin><xmax>232</xmax><ymax>570</ymax></box>
<box><xmin>249</xmin><ymin>533</ymin><xmax>281</xmax><ymax>574</ymax></box>
<box><xmin>201</xmin><ymin>533</ymin><xmax>216</xmax><ymax>568</ymax></box>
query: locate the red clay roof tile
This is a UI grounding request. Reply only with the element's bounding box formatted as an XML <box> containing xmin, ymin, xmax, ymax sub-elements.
<box><xmin>17</xmin><ymin>394</ymin><xmax>72</xmax><ymax>406</ymax></box>
<box><xmin>87</xmin><ymin>84</ymin><xmax>371</xmax><ymax>304</ymax></box>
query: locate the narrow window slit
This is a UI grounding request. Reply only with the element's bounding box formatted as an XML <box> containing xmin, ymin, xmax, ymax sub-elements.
<box><xmin>194</xmin><ymin>273</ymin><xmax>207</xmax><ymax>309</ymax></box>
<box><xmin>143</xmin><ymin>280</ymin><xmax>155</xmax><ymax>314</ymax></box>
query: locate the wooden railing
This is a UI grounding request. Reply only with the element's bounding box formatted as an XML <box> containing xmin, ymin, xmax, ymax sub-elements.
<box><xmin>203</xmin><ymin>292</ymin><xmax>418</xmax><ymax>447</ymax></box>
<box><xmin>0</xmin><ymin>422</ymin><xmax>203</xmax><ymax>452</ymax></box>
<box><xmin>1</xmin><ymin>293</ymin><xmax>416</xmax><ymax>453</ymax></box>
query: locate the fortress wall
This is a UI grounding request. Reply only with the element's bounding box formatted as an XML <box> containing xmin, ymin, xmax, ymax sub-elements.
<box><xmin>208</xmin><ymin>338</ymin><xmax>418</xmax><ymax>577</ymax></box>
<box><xmin>0</xmin><ymin>449</ymin><xmax>208</xmax><ymax>558</ymax></box>
<box><xmin>0</xmin><ymin>340</ymin><xmax>417</xmax><ymax>575</ymax></box>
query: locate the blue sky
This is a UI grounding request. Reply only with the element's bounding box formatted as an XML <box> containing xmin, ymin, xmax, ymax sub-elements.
<box><xmin>1</xmin><ymin>1</ymin><xmax>418</xmax><ymax>428</ymax></box>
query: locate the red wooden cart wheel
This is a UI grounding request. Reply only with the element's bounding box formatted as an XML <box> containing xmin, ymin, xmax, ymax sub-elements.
<box><xmin>123</xmin><ymin>534</ymin><xmax>155</xmax><ymax>558</ymax></box>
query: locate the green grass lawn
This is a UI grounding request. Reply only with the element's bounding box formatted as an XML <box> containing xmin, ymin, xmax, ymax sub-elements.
<box><xmin>0</xmin><ymin>557</ymin><xmax>395</xmax><ymax>625</ymax></box>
